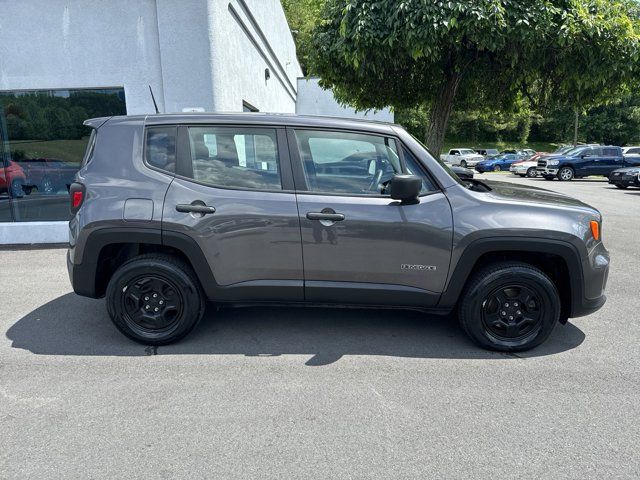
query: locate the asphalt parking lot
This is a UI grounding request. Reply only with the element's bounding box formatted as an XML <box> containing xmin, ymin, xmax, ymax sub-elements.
<box><xmin>1</xmin><ymin>175</ymin><xmax>638</xmax><ymax>479</ymax></box>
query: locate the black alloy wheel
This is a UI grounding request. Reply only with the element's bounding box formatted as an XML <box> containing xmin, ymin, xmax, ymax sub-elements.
<box><xmin>481</xmin><ymin>284</ymin><xmax>543</xmax><ymax>341</ymax></box>
<box><xmin>106</xmin><ymin>254</ymin><xmax>205</xmax><ymax>345</ymax></box>
<box><xmin>457</xmin><ymin>262</ymin><xmax>560</xmax><ymax>351</ymax></box>
<box><xmin>122</xmin><ymin>275</ymin><xmax>183</xmax><ymax>334</ymax></box>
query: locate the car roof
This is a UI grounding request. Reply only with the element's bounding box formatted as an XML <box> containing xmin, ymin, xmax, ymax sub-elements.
<box><xmin>89</xmin><ymin>113</ymin><xmax>400</xmax><ymax>135</ymax></box>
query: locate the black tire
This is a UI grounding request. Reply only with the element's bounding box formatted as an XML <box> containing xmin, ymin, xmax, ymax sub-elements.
<box><xmin>557</xmin><ymin>166</ymin><xmax>574</xmax><ymax>181</ymax></box>
<box><xmin>614</xmin><ymin>183</ymin><xmax>628</xmax><ymax>189</ymax></box>
<box><xmin>458</xmin><ymin>262</ymin><xmax>560</xmax><ymax>351</ymax></box>
<box><xmin>493</xmin><ymin>165</ymin><xmax>501</xmax><ymax>172</ymax></box>
<box><xmin>526</xmin><ymin>167</ymin><xmax>538</xmax><ymax>178</ymax></box>
<box><xmin>460</xmin><ymin>160</ymin><xmax>467</xmax><ymax>168</ymax></box>
<box><xmin>106</xmin><ymin>254</ymin><xmax>206</xmax><ymax>345</ymax></box>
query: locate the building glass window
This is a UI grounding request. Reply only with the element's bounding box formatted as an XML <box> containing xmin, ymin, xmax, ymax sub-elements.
<box><xmin>0</xmin><ymin>87</ymin><xmax>126</xmax><ymax>222</ymax></box>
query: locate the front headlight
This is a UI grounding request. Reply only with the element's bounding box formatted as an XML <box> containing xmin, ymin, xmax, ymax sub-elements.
<box><xmin>546</xmin><ymin>160</ymin><xmax>560</xmax><ymax>166</ymax></box>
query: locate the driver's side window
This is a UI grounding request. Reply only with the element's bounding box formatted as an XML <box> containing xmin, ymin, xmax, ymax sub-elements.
<box><xmin>294</xmin><ymin>129</ymin><xmax>401</xmax><ymax>195</ymax></box>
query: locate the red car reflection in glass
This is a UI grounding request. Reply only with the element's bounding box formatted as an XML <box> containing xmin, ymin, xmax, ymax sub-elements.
<box><xmin>0</xmin><ymin>160</ymin><xmax>27</xmax><ymax>197</ymax></box>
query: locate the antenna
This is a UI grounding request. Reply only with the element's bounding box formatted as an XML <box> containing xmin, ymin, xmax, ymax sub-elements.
<box><xmin>148</xmin><ymin>85</ymin><xmax>160</xmax><ymax>114</ymax></box>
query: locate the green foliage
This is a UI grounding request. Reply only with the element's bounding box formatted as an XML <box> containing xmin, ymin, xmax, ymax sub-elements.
<box><xmin>281</xmin><ymin>0</ymin><xmax>326</xmax><ymax>74</ymax></box>
<box><xmin>310</xmin><ymin>0</ymin><xmax>640</xmax><ymax>152</ymax></box>
<box><xmin>1</xmin><ymin>90</ymin><xmax>126</xmax><ymax>142</ymax></box>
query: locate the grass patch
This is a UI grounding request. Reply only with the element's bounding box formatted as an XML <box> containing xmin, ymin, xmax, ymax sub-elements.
<box><xmin>9</xmin><ymin>138</ymin><xmax>89</xmax><ymax>164</ymax></box>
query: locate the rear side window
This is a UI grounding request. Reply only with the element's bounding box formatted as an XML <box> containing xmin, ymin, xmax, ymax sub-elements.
<box><xmin>603</xmin><ymin>148</ymin><xmax>618</xmax><ymax>156</ymax></box>
<box><xmin>186</xmin><ymin>126</ymin><xmax>282</xmax><ymax>190</ymax></box>
<box><xmin>145</xmin><ymin>126</ymin><xmax>177</xmax><ymax>173</ymax></box>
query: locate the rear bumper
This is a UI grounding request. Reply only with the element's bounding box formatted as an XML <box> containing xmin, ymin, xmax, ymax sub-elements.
<box><xmin>67</xmin><ymin>249</ymin><xmax>100</xmax><ymax>298</ymax></box>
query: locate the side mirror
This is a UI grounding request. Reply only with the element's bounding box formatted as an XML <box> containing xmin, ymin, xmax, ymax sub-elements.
<box><xmin>389</xmin><ymin>175</ymin><xmax>421</xmax><ymax>204</ymax></box>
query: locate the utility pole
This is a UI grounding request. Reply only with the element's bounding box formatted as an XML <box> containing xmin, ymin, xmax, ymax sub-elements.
<box><xmin>573</xmin><ymin>106</ymin><xmax>579</xmax><ymax>147</ymax></box>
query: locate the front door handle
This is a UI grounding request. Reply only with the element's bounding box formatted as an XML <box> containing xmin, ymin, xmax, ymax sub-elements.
<box><xmin>306</xmin><ymin>212</ymin><xmax>345</xmax><ymax>222</ymax></box>
<box><xmin>176</xmin><ymin>203</ymin><xmax>216</xmax><ymax>215</ymax></box>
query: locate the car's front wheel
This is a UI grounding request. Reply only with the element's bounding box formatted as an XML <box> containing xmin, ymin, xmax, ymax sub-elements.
<box><xmin>106</xmin><ymin>254</ymin><xmax>205</xmax><ymax>345</ymax></box>
<box><xmin>460</xmin><ymin>160</ymin><xmax>467</xmax><ymax>168</ymax></box>
<box><xmin>526</xmin><ymin>167</ymin><xmax>538</xmax><ymax>178</ymax></box>
<box><xmin>493</xmin><ymin>165</ymin><xmax>501</xmax><ymax>172</ymax></box>
<box><xmin>557</xmin><ymin>167</ymin><xmax>574</xmax><ymax>181</ymax></box>
<box><xmin>458</xmin><ymin>262</ymin><xmax>560</xmax><ymax>351</ymax></box>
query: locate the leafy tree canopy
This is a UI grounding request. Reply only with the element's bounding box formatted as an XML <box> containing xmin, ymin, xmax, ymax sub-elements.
<box><xmin>310</xmin><ymin>0</ymin><xmax>640</xmax><ymax>154</ymax></box>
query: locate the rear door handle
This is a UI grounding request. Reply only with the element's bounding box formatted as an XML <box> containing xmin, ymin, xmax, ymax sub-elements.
<box><xmin>306</xmin><ymin>212</ymin><xmax>345</xmax><ymax>221</ymax></box>
<box><xmin>176</xmin><ymin>204</ymin><xmax>216</xmax><ymax>215</ymax></box>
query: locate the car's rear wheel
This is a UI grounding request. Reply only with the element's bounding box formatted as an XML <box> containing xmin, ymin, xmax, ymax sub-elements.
<box><xmin>460</xmin><ymin>160</ymin><xmax>467</xmax><ymax>168</ymax></box>
<box><xmin>40</xmin><ymin>175</ymin><xmax>56</xmax><ymax>194</ymax></box>
<box><xmin>557</xmin><ymin>167</ymin><xmax>574</xmax><ymax>181</ymax></box>
<box><xmin>106</xmin><ymin>254</ymin><xmax>205</xmax><ymax>345</ymax></box>
<box><xmin>493</xmin><ymin>165</ymin><xmax>501</xmax><ymax>172</ymax></box>
<box><xmin>614</xmin><ymin>183</ymin><xmax>628</xmax><ymax>189</ymax></box>
<box><xmin>526</xmin><ymin>167</ymin><xmax>538</xmax><ymax>178</ymax></box>
<box><xmin>458</xmin><ymin>262</ymin><xmax>560</xmax><ymax>351</ymax></box>
<box><xmin>10</xmin><ymin>180</ymin><xmax>25</xmax><ymax>198</ymax></box>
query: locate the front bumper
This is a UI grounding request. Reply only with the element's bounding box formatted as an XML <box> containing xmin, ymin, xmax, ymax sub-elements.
<box><xmin>537</xmin><ymin>167</ymin><xmax>558</xmax><ymax>176</ymax></box>
<box><xmin>572</xmin><ymin>241</ymin><xmax>610</xmax><ymax>318</ymax></box>
<box><xmin>609</xmin><ymin>173</ymin><xmax>640</xmax><ymax>187</ymax></box>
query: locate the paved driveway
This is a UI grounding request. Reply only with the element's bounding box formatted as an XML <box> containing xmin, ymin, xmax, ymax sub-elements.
<box><xmin>1</xmin><ymin>175</ymin><xmax>638</xmax><ymax>479</ymax></box>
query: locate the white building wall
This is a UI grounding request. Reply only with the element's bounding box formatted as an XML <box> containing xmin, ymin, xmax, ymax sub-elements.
<box><xmin>209</xmin><ymin>0</ymin><xmax>302</xmax><ymax>112</ymax></box>
<box><xmin>0</xmin><ymin>0</ymin><xmax>165</xmax><ymax>114</ymax></box>
<box><xmin>297</xmin><ymin>78</ymin><xmax>395</xmax><ymax>122</ymax></box>
<box><xmin>0</xmin><ymin>0</ymin><xmax>301</xmax><ymax>114</ymax></box>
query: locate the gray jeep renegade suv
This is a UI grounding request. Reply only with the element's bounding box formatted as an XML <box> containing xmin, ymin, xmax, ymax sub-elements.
<box><xmin>67</xmin><ymin>114</ymin><xmax>609</xmax><ymax>351</ymax></box>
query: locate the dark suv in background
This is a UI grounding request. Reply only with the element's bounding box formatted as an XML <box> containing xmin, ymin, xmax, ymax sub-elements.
<box><xmin>537</xmin><ymin>145</ymin><xmax>640</xmax><ymax>181</ymax></box>
<box><xmin>67</xmin><ymin>114</ymin><xmax>609</xmax><ymax>352</ymax></box>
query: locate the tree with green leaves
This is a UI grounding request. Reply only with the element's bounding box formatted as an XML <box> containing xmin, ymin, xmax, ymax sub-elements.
<box><xmin>281</xmin><ymin>0</ymin><xmax>326</xmax><ymax>74</ymax></box>
<box><xmin>310</xmin><ymin>0</ymin><xmax>640</xmax><ymax>154</ymax></box>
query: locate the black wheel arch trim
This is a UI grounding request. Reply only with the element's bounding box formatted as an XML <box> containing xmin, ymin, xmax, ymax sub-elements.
<box><xmin>70</xmin><ymin>226</ymin><xmax>220</xmax><ymax>299</ymax></box>
<box><xmin>438</xmin><ymin>236</ymin><xmax>590</xmax><ymax>318</ymax></box>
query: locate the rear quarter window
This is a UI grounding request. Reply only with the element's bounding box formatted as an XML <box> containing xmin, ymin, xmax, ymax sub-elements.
<box><xmin>145</xmin><ymin>126</ymin><xmax>177</xmax><ymax>173</ymax></box>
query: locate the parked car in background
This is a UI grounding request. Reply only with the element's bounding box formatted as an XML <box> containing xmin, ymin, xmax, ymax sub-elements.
<box><xmin>537</xmin><ymin>146</ymin><xmax>640</xmax><ymax>181</ymax></box>
<box><xmin>0</xmin><ymin>160</ymin><xmax>27</xmax><ymax>198</ymax></box>
<box><xmin>622</xmin><ymin>146</ymin><xmax>640</xmax><ymax>158</ymax></box>
<box><xmin>441</xmin><ymin>148</ymin><xmax>484</xmax><ymax>168</ymax></box>
<box><xmin>510</xmin><ymin>153</ymin><xmax>548</xmax><ymax>178</ymax></box>
<box><xmin>18</xmin><ymin>158</ymin><xmax>79</xmax><ymax>194</ymax></box>
<box><xmin>475</xmin><ymin>153</ymin><xmax>525</xmax><ymax>172</ymax></box>
<box><xmin>475</xmin><ymin>148</ymin><xmax>499</xmax><ymax>157</ymax></box>
<box><xmin>451</xmin><ymin>165</ymin><xmax>474</xmax><ymax>180</ymax></box>
<box><xmin>609</xmin><ymin>166</ymin><xmax>640</xmax><ymax>189</ymax></box>
<box><xmin>500</xmin><ymin>149</ymin><xmax>536</xmax><ymax>159</ymax></box>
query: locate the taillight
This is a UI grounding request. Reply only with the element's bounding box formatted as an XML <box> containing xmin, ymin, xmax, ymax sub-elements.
<box><xmin>69</xmin><ymin>183</ymin><xmax>86</xmax><ymax>215</ymax></box>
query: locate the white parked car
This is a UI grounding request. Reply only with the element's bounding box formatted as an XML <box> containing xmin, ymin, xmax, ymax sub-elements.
<box><xmin>510</xmin><ymin>160</ymin><xmax>539</xmax><ymax>177</ymax></box>
<box><xmin>441</xmin><ymin>148</ymin><xmax>484</xmax><ymax>168</ymax></box>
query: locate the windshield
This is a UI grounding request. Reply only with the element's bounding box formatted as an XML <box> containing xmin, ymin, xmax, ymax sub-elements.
<box><xmin>460</xmin><ymin>149</ymin><xmax>475</xmax><ymax>155</ymax></box>
<box><xmin>409</xmin><ymin>134</ymin><xmax>464</xmax><ymax>184</ymax></box>
<box><xmin>564</xmin><ymin>147</ymin><xmax>587</xmax><ymax>157</ymax></box>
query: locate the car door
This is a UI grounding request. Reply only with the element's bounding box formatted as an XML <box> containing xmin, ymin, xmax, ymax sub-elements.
<box><xmin>600</xmin><ymin>147</ymin><xmax>623</xmax><ymax>174</ymax></box>
<box><xmin>161</xmin><ymin>124</ymin><xmax>304</xmax><ymax>301</ymax></box>
<box><xmin>581</xmin><ymin>147</ymin><xmax>604</xmax><ymax>175</ymax></box>
<box><xmin>288</xmin><ymin>128</ymin><xmax>453</xmax><ymax>307</ymax></box>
